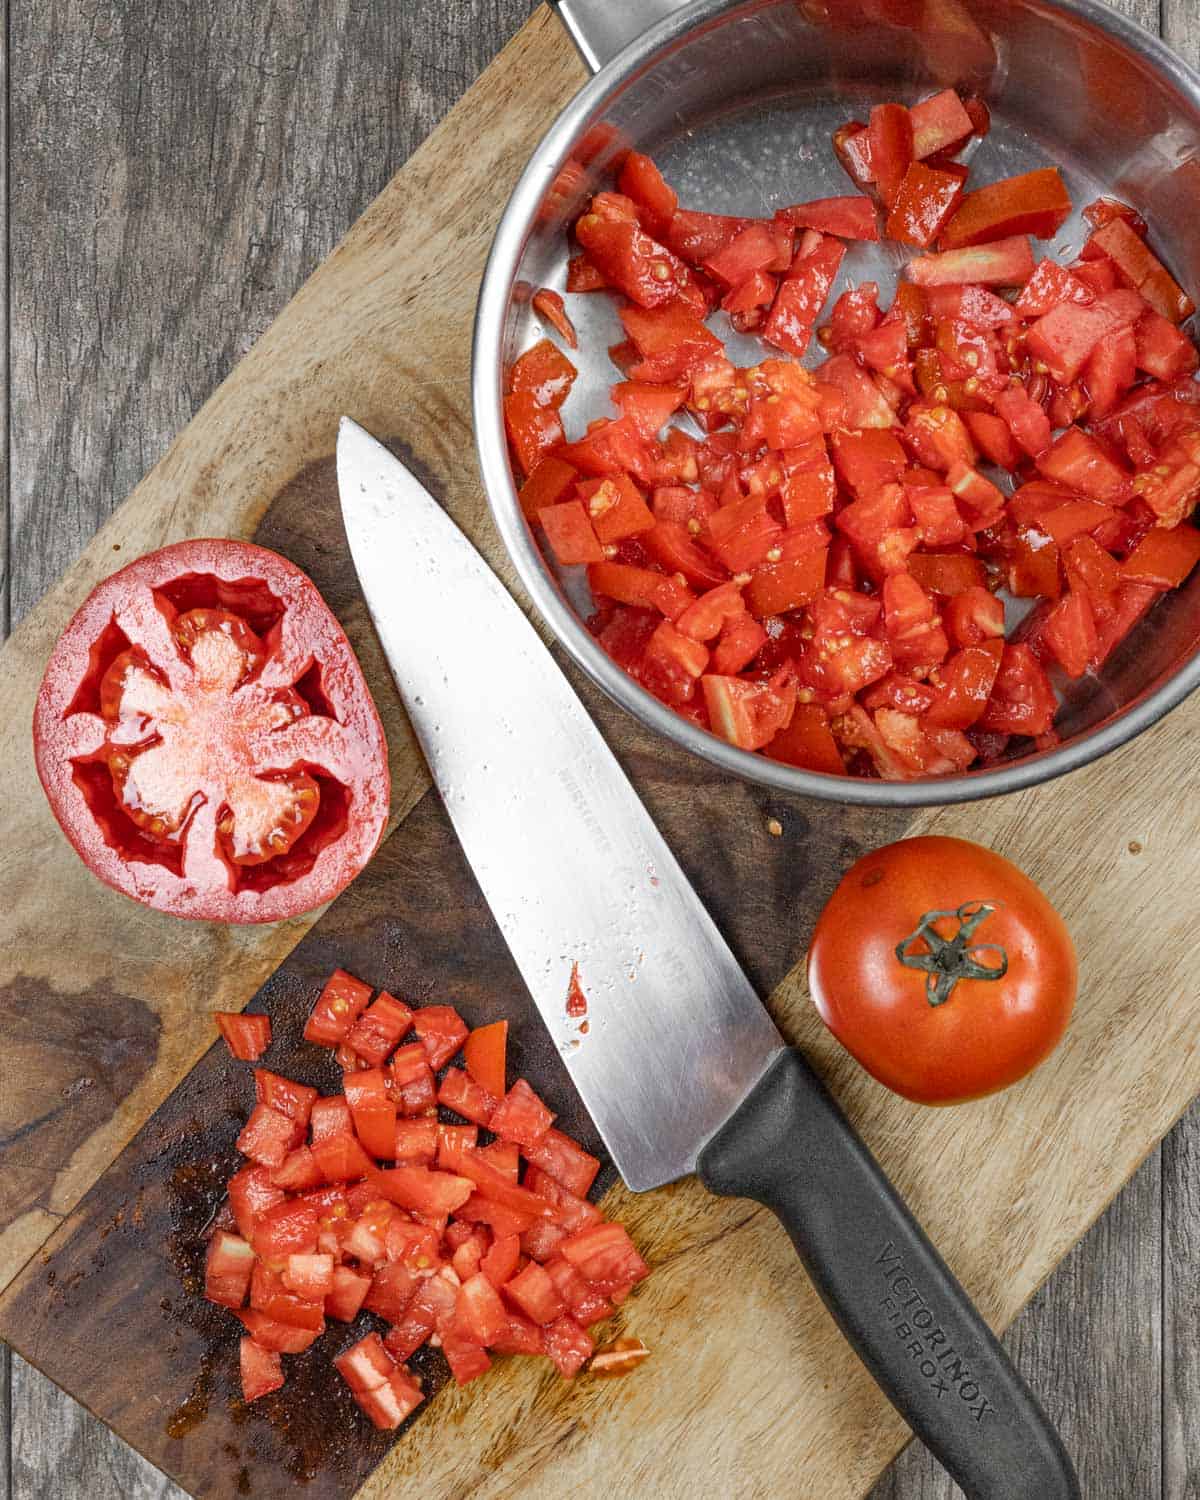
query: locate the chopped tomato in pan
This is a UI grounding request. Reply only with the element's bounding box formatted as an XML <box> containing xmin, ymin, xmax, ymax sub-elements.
<box><xmin>503</xmin><ymin>88</ymin><xmax>1200</xmax><ymax>781</ymax></box>
<box><xmin>201</xmin><ymin>968</ymin><xmax>650</xmax><ymax>1421</ymax></box>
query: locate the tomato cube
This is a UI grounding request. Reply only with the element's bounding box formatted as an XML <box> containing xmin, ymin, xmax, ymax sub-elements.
<box><xmin>939</xmin><ymin>167</ymin><xmax>1071</xmax><ymax>249</ymax></box>
<box><xmin>227</xmin><ymin>1164</ymin><xmax>286</xmax><ymax>1241</ymax></box>
<box><xmin>305</xmin><ymin>969</ymin><xmax>372</xmax><ymax>1047</ymax></box>
<box><xmin>544</xmin><ymin>1256</ymin><xmax>614</xmax><ymax>1329</ymax></box>
<box><xmin>576</xmin><ymin>200</ymin><xmax>690</xmax><ymax>311</ymax></box>
<box><xmin>481</xmin><ymin>1233</ymin><xmax>522</xmax><ymax>1289</ymax></box>
<box><xmin>269</xmin><ymin>1146</ymin><xmax>325</xmax><ymax>1193</ymax></box>
<box><xmin>504</xmin><ymin>1261</ymin><xmax>567</xmax><ymax>1326</ymax></box>
<box><xmin>253</xmin><ymin>1070</ymin><xmax>317</xmax><ymax>1128</ymax></box>
<box><xmin>282</xmin><ymin>1252</ymin><xmax>334</xmax><ymax>1301</ymax></box>
<box><xmin>559</xmin><ymin>1222</ymin><xmax>650</xmax><ymax>1294</ymax></box>
<box><xmin>518</xmin><ymin>455</ymin><xmax>578</xmax><ymax>522</ymax></box>
<box><xmin>237</xmin><ymin>1309</ymin><xmax>322</xmax><ymax>1355</ymax></box>
<box><xmin>437</xmin><ymin>1065</ymin><xmax>497</xmax><ymax>1128</ymax></box>
<box><xmin>240</xmin><ymin>1338</ymin><xmax>284</xmax><ymax>1403</ymax></box>
<box><xmin>992</xmin><ymin>385</ymin><xmax>1052</xmax><ymax>459</ymax></box>
<box><xmin>543</xmin><ymin>1316</ymin><xmax>595</xmax><ymax>1379</ymax></box>
<box><xmin>1026</xmin><ymin>291</ymin><xmax>1144</xmax><ymax>385</ymax></box>
<box><xmin>815</xmin><ymin>354</ymin><xmax>898</xmax><ymax>428</ymax></box>
<box><xmin>777</xmin><ymin>196</ymin><xmax>879</xmax><ymax>241</ymax></box>
<box><xmin>205</xmin><ymin>1230</ymin><xmax>256</xmax><ymax>1310</ymax></box>
<box><xmin>371</xmin><ymin>1164</ymin><xmax>473</xmax><ymax>1217</ymax></box>
<box><xmin>250</xmin><ymin>1198</ymin><xmax>319</xmax><ymax>1262</ymax></box>
<box><xmin>620</xmin><ymin>302</ymin><xmax>723</xmax><ymax>383</ymax></box>
<box><xmin>762</xmin><ymin>702</ymin><xmax>844</xmax><ymax>774</ymax></box>
<box><xmin>523</xmin><ymin>1168</ymin><xmax>603</xmax><ymax>1234</ymax></box>
<box><xmin>1036</xmin><ymin>427</ymin><xmax>1130</xmax><ymax>505</ymax></box>
<box><xmin>885</xmin><ymin>163</ymin><xmax>965</xmax><ymax>248</ymax></box>
<box><xmin>439</xmin><ymin>1139</ymin><xmax>558</xmax><ymax>1221</ymax></box>
<box><xmin>215</xmin><ymin>1012</ymin><xmax>271</xmax><ymax>1062</ymax></box>
<box><xmin>924</xmin><ymin>640</ymin><xmax>1004</xmax><ymax>729</ymax></box>
<box><xmin>1013</xmin><ymin>259</ymin><xmax>1094</xmax><ymax>318</ymax></box>
<box><xmin>906</xmin><ymin>236</ymin><xmax>1035</xmax><ymax>288</ymax></box>
<box><xmin>1122</xmin><ymin>524</ymin><xmax>1200</xmax><ymax>589</ymax></box>
<box><xmin>456</xmin><ymin>1272</ymin><xmax>510</xmax><ymax>1347</ymax></box>
<box><xmin>1088</xmin><ymin>216</ymin><xmax>1195</xmax><ymax>323</ymax></box>
<box><xmin>504</xmin><ymin>392</ymin><xmax>564</xmax><ymax>477</ymax></box>
<box><xmin>617</xmin><ymin>151</ymin><xmax>678</xmax><ymax>236</ymax></box>
<box><xmin>456</xmin><ymin>1193</ymin><xmax>535</xmax><ymax>1239</ymax></box>
<box><xmin>510</xmin><ymin>339</ymin><xmax>577</xmax><ymax>409</ymax></box>
<box><xmin>309</xmin><ymin>1095</ymin><xmax>352</xmax><ymax>1144</ymax></box>
<box><xmin>236</xmin><ymin>1104</ymin><xmax>298</xmax><ymax>1169</ymax></box>
<box><xmin>762</xmin><ymin>239</ymin><xmax>845</xmax><ymax>357</ymax></box>
<box><xmin>489</xmin><ymin>1314</ymin><xmax>546</xmax><ymax>1356</ymax></box>
<box><xmin>345</xmin><ymin>992</ymin><xmax>413</xmax><ymax>1065</ymax></box>
<box><xmin>310</xmin><ymin>1132</ymin><xmax>374</xmax><ymax>1184</ymax></box>
<box><xmin>702</xmin><ymin>672</ymin><xmax>798</xmax><ymax>751</ymax></box>
<box><xmin>1134</xmin><ymin>310</ymin><xmax>1199</xmax><ymax>381</ymax></box>
<box><xmin>541</xmin><ymin>500</ymin><xmax>606</xmax><ymax>566</ymax></box>
<box><xmin>904</xmin><ymin>552</ymin><xmax>987</xmax><ymax>597</ymax></box>
<box><xmin>353</xmin><ymin>1100</ymin><xmax>397</xmax><ymax>1161</ymax></box>
<box><xmin>905</xmin><ymin>404</ymin><xmax>976</xmax><ymax>474</ymax></box>
<box><xmin>393</xmin><ymin>1117</ymin><xmax>439</xmax><ymax>1165</ymax></box>
<box><xmin>909</xmin><ymin>89</ymin><xmax>974</xmax><ymax>159</ymax></box>
<box><xmin>335</xmin><ymin>1331</ymin><xmax>396</xmax><ymax>1395</ymax></box>
<box><xmin>363</xmin><ymin>1261</ymin><xmax>421</xmax><ymax>1324</ymax></box>
<box><xmin>645</xmin><ymin>619</ymin><xmax>709</xmax><ymax>682</ymax></box>
<box><xmin>410</xmin><ymin>1005</ymin><xmax>468</xmax><ymax>1069</ymax></box>
<box><xmin>866</xmin><ymin>103</ymin><xmax>913</xmax><ymax>208</ymax></box>
<box><xmin>978</xmin><ymin>644</ymin><xmax>1058</xmax><ymax>736</ymax></box>
<box><xmin>442</xmin><ymin>1331</ymin><xmax>492</xmax><ymax>1386</ymax></box>
<box><xmin>522</xmin><ymin>1127</ymin><xmax>602</xmax><ymax>1199</ymax></box>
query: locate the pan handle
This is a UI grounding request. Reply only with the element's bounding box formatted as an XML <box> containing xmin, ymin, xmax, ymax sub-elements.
<box><xmin>548</xmin><ymin>0</ymin><xmax>695</xmax><ymax>73</ymax></box>
<box><xmin>698</xmin><ymin>1049</ymin><xmax>1080</xmax><ymax>1500</ymax></box>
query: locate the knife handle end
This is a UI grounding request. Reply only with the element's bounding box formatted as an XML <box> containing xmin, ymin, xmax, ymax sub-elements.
<box><xmin>697</xmin><ymin>1049</ymin><xmax>1079</xmax><ymax>1500</ymax></box>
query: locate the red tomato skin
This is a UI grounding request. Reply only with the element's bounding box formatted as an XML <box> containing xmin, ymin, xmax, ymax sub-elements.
<box><xmin>807</xmin><ymin>836</ymin><xmax>1077</xmax><ymax>1105</ymax></box>
<box><xmin>32</xmin><ymin>539</ymin><xmax>389</xmax><ymax>924</ymax></box>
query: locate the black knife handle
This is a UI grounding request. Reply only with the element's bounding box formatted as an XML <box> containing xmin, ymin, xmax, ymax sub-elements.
<box><xmin>697</xmin><ymin>1049</ymin><xmax>1079</xmax><ymax>1500</ymax></box>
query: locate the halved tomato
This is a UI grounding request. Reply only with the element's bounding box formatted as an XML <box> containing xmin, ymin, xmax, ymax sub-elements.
<box><xmin>34</xmin><ymin>540</ymin><xmax>388</xmax><ymax>923</ymax></box>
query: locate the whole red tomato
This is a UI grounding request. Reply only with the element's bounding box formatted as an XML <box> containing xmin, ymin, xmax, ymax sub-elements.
<box><xmin>808</xmin><ymin>835</ymin><xmax>1077</xmax><ymax>1104</ymax></box>
<box><xmin>34</xmin><ymin>539</ymin><xmax>389</xmax><ymax>923</ymax></box>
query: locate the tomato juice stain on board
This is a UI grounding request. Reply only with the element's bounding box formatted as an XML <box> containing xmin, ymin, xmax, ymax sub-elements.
<box><xmin>566</xmin><ymin>962</ymin><xmax>588</xmax><ymax>1019</ymax></box>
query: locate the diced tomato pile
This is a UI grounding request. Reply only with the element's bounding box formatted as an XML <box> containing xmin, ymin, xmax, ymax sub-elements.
<box><xmin>505</xmin><ymin>91</ymin><xmax>1200</xmax><ymax>780</ymax></box>
<box><xmin>205</xmin><ymin>969</ymin><xmax>648</xmax><ymax>1427</ymax></box>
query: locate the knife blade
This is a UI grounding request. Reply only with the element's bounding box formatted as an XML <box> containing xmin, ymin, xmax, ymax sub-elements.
<box><xmin>337</xmin><ymin>418</ymin><xmax>1078</xmax><ymax>1500</ymax></box>
<box><xmin>336</xmin><ymin>419</ymin><xmax>781</xmax><ymax>1192</ymax></box>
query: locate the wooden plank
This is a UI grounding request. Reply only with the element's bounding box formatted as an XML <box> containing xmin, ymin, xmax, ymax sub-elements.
<box><xmin>1163</xmin><ymin>1102</ymin><xmax>1200</xmax><ymax>1500</ymax></box>
<box><xmin>10</xmin><ymin>1355</ymin><xmax>177</xmax><ymax>1500</ymax></box>
<box><xmin>1159</xmin><ymin>5</ymin><xmax>1199</xmax><ymax>1490</ymax></box>
<box><xmin>1163</xmin><ymin>0</ymin><xmax>1198</xmax><ymax>56</ymax></box>
<box><xmin>871</xmin><ymin>1151</ymin><xmax>1164</xmax><ymax>1500</ymax></box>
<box><xmin>0</xmin><ymin>2</ymin><xmax>588</xmax><ymax>1300</ymax></box>
<box><xmin>1</xmin><ymin>1</ymin><xmax>532</xmax><ymax>1494</ymax></box>
<box><xmin>1</xmin><ymin>1348</ymin><xmax>10</xmax><ymax>1500</ymax></box>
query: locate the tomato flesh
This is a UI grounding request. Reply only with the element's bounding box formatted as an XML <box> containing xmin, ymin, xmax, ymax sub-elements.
<box><xmin>35</xmin><ymin>540</ymin><xmax>388</xmax><ymax>922</ymax></box>
<box><xmin>201</xmin><ymin>969</ymin><xmax>651</xmax><ymax>1417</ymax></box>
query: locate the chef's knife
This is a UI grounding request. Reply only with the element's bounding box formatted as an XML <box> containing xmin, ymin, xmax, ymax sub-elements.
<box><xmin>337</xmin><ymin>418</ymin><xmax>1078</xmax><ymax>1500</ymax></box>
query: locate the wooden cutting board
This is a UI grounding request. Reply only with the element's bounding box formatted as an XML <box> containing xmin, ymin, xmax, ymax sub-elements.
<box><xmin>3</xmin><ymin>5</ymin><xmax>1200</xmax><ymax>1496</ymax></box>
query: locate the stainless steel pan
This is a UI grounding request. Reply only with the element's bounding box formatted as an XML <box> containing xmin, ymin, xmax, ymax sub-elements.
<box><xmin>473</xmin><ymin>0</ymin><xmax>1200</xmax><ymax>805</ymax></box>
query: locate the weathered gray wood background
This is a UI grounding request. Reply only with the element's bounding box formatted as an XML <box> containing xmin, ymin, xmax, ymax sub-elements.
<box><xmin>2</xmin><ymin>0</ymin><xmax>1198</xmax><ymax>1494</ymax></box>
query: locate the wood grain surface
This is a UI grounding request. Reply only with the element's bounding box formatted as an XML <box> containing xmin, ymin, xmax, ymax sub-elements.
<box><xmin>4</xmin><ymin>0</ymin><xmax>1200</xmax><ymax>1497</ymax></box>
